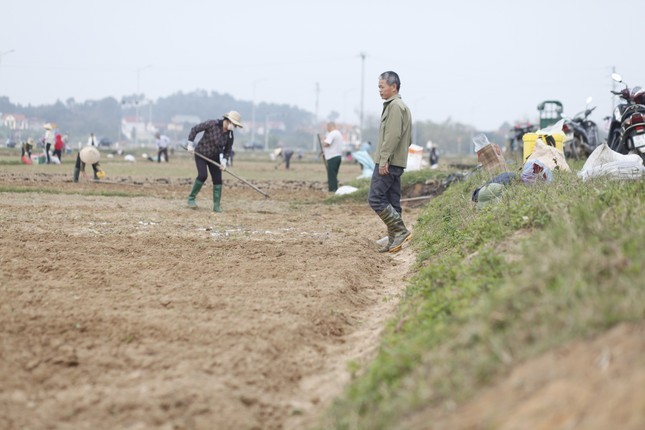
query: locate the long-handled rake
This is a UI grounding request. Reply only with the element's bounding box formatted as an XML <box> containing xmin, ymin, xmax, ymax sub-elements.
<box><xmin>181</xmin><ymin>145</ymin><xmax>270</xmax><ymax>198</ymax></box>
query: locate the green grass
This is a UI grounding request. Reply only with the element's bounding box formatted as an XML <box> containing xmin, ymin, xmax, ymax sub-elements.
<box><xmin>326</xmin><ymin>168</ymin><xmax>452</xmax><ymax>205</ymax></box>
<box><xmin>321</xmin><ymin>169</ymin><xmax>645</xmax><ymax>429</ymax></box>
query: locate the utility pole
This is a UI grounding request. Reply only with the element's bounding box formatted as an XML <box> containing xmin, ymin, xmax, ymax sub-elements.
<box><xmin>313</xmin><ymin>82</ymin><xmax>320</xmax><ymax>150</ymax></box>
<box><xmin>359</xmin><ymin>52</ymin><xmax>366</xmax><ymax>144</ymax></box>
<box><xmin>135</xmin><ymin>65</ymin><xmax>151</xmax><ymax>147</ymax></box>
<box><xmin>251</xmin><ymin>78</ymin><xmax>266</xmax><ymax>145</ymax></box>
<box><xmin>148</xmin><ymin>100</ymin><xmax>152</xmax><ymax>131</ymax></box>
<box><xmin>265</xmin><ymin>114</ymin><xmax>269</xmax><ymax>150</ymax></box>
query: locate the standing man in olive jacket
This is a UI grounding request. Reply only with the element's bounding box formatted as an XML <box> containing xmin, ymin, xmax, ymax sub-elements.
<box><xmin>368</xmin><ymin>71</ymin><xmax>413</xmax><ymax>253</ymax></box>
<box><xmin>186</xmin><ymin>111</ymin><xmax>242</xmax><ymax>212</ymax></box>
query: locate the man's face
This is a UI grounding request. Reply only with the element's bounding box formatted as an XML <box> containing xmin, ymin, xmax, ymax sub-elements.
<box><xmin>378</xmin><ymin>79</ymin><xmax>397</xmax><ymax>100</ymax></box>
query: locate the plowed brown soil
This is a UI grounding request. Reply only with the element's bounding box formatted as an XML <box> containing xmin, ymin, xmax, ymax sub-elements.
<box><xmin>0</xmin><ymin>172</ymin><xmax>416</xmax><ymax>430</ymax></box>
<box><xmin>2</xmin><ymin>170</ymin><xmax>642</xmax><ymax>430</ymax></box>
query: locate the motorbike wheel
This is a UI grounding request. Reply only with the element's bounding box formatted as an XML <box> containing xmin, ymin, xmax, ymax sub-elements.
<box><xmin>624</xmin><ymin>137</ymin><xmax>645</xmax><ymax>163</ymax></box>
<box><xmin>565</xmin><ymin>136</ymin><xmax>585</xmax><ymax>160</ymax></box>
<box><xmin>607</xmin><ymin>130</ymin><xmax>621</xmax><ymax>152</ymax></box>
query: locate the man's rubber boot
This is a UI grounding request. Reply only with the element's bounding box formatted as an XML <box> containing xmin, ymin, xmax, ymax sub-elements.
<box><xmin>377</xmin><ymin>205</ymin><xmax>411</xmax><ymax>253</ymax></box>
<box><xmin>375</xmin><ymin>208</ymin><xmax>402</xmax><ymax>247</ymax></box>
<box><xmin>377</xmin><ymin>205</ymin><xmax>399</xmax><ymax>252</ymax></box>
<box><xmin>213</xmin><ymin>184</ymin><xmax>222</xmax><ymax>213</ymax></box>
<box><xmin>73</xmin><ymin>168</ymin><xmax>80</xmax><ymax>183</ymax></box>
<box><xmin>187</xmin><ymin>179</ymin><xmax>204</xmax><ymax>209</ymax></box>
<box><xmin>388</xmin><ymin>209</ymin><xmax>412</xmax><ymax>253</ymax></box>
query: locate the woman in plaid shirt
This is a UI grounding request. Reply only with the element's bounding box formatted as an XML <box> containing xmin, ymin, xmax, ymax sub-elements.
<box><xmin>186</xmin><ymin>111</ymin><xmax>243</xmax><ymax>212</ymax></box>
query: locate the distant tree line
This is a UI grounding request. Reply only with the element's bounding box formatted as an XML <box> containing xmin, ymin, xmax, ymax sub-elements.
<box><xmin>1</xmin><ymin>92</ymin><xmax>504</xmax><ymax>154</ymax></box>
<box><xmin>0</xmin><ymin>91</ymin><xmax>314</xmax><ymax>147</ymax></box>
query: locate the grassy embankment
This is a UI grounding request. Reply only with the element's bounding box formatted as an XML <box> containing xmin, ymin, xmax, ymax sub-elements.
<box><xmin>322</xmin><ymin>163</ymin><xmax>644</xmax><ymax>429</ymax></box>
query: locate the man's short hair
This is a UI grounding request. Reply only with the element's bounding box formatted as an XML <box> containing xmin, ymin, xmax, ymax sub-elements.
<box><xmin>379</xmin><ymin>71</ymin><xmax>401</xmax><ymax>91</ymax></box>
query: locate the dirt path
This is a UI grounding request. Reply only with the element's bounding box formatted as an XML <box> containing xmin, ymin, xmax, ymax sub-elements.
<box><xmin>0</xmin><ymin>173</ymin><xmax>417</xmax><ymax>430</ymax></box>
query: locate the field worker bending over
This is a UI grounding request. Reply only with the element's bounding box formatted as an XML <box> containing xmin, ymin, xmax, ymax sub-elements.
<box><xmin>273</xmin><ymin>147</ymin><xmax>295</xmax><ymax>169</ymax></box>
<box><xmin>369</xmin><ymin>71</ymin><xmax>413</xmax><ymax>253</ymax></box>
<box><xmin>186</xmin><ymin>111</ymin><xmax>242</xmax><ymax>212</ymax></box>
<box><xmin>73</xmin><ymin>133</ymin><xmax>103</xmax><ymax>182</ymax></box>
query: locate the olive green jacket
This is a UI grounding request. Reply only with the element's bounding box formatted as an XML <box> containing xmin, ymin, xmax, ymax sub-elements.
<box><xmin>375</xmin><ymin>94</ymin><xmax>412</xmax><ymax>168</ymax></box>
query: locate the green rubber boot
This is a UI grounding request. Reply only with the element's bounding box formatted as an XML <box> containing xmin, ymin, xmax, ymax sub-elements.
<box><xmin>377</xmin><ymin>205</ymin><xmax>412</xmax><ymax>253</ymax></box>
<box><xmin>213</xmin><ymin>184</ymin><xmax>222</xmax><ymax>212</ymax></box>
<box><xmin>187</xmin><ymin>179</ymin><xmax>204</xmax><ymax>209</ymax></box>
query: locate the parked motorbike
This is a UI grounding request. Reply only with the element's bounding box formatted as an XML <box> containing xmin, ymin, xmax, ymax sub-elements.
<box><xmin>507</xmin><ymin>122</ymin><xmax>536</xmax><ymax>155</ymax></box>
<box><xmin>607</xmin><ymin>73</ymin><xmax>645</xmax><ymax>160</ymax></box>
<box><xmin>561</xmin><ymin>97</ymin><xmax>600</xmax><ymax>159</ymax></box>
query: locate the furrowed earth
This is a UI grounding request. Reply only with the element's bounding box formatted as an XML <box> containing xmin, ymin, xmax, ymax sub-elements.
<box><xmin>1</xmin><ymin>167</ymin><xmax>643</xmax><ymax>430</ymax></box>
<box><xmin>0</xmin><ymin>170</ymin><xmax>417</xmax><ymax>430</ymax></box>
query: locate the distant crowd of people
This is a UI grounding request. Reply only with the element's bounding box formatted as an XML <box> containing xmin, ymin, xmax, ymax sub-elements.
<box><xmin>19</xmin><ymin>123</ymin><xmax>68</xmax><ymax>165</ymax></box>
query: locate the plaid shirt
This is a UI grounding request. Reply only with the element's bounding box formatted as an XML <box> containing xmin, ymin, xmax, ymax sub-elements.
<box><xmin>188</xmin><ymin>119</ymin><xmax>234</xmax><ymax>159</ymax></box>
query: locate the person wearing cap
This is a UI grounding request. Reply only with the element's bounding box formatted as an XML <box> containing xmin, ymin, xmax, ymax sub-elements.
<box><xmin>185</xmin><ymin>111</ymin><xmax>242</xmax><ymax>212</ymax></box>
<box><xmin>73</xmin><ymin>132</ymin><xmax>102</xmax><ymax>182</ymax></box>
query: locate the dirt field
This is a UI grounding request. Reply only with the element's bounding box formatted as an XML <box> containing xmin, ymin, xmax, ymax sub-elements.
<box><xmin>2</xmin><ymin>169</ymin><xmax>643</xmax><ymax>430</ymax></box>
<box><xmin>0</xmin><ymin>171</ymin><xmax>417</xmax><ymax>430</ymax></box>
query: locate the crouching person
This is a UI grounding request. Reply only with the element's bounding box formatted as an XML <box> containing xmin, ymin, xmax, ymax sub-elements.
<box><xmin>73</xmin><ymin>145</ymin><xmax>103</xmax><ymax>182</ymax></box>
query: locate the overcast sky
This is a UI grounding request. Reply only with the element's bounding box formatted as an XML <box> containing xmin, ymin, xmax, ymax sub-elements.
<box><xmin>1</xmin><ymin>0</ymin><xmax>642</xmax><ymax>131</ymax></box>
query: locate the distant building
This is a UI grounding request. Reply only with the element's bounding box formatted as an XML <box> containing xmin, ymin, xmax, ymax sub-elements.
<box><xmin>1</xmin><ymin>113</ymin><xmax>29</xmax><ymax>130</ymax></box>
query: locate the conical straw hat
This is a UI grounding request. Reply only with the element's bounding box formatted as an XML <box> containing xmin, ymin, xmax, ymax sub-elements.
<box><xmin>80</xmin><ymin>146</ymin><xmax>100</xmax><ymax>164</ymax></box>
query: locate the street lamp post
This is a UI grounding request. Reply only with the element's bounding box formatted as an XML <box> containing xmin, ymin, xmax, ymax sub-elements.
<box><xmin>251</xmin><ymin>78</ymin><xmax>266</xmax><ymax>145</ymax></box>
<box><xmin>264</xmin><ymin>113</ymin><xmax>279</xmax><ymax>150</ymax></box>
<box><xmin>265</xmin><ymin>115</ymin><xmax>269</xmax><ymax>150</ymax></box>
<box><xmin>135</xmin><ymin>65</ymin><xmax>151</xmax><ymax>146</ymax></box>
<box><xmin>313</xmin><ymin>82</ymin><xmax>320</xmax><ymax>151</ymax></box>
<box><xmin>359</xmin><ymin>52</ymin><xmax>366</xmax><ymax>143</ymax></box>
<box><xmin>147</xmin><ymin>99</ymin><xmax>153</xmax><ymax>144</ymax></box>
